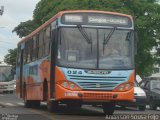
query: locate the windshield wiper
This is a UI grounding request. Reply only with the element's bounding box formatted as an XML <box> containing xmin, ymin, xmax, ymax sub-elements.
<box><xmin>103</xmin><ymin>27</ymin><xmax>116</xmax><ymax>53</ymax></box>
<box><xmin>77</xmin><ymin>25</ymin><xmax>93</xmax><ymax>53</ymax></box>
<box><xmin>77</xmin><ymin>25</ymin><xmax>92</xmax><ymax>44</ymax></box>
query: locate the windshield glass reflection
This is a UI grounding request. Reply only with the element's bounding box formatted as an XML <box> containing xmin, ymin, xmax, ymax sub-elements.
<box><xmin>58</xmin><ymin>27</ymin><xmax>134</xmax><ymax>69</ymax></box>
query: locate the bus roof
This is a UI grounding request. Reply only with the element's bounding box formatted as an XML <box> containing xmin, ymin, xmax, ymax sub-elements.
<box><xmin>18</xmin><ymin>10</ymin><xmax>133</xmax><ymax>45</ymax></box>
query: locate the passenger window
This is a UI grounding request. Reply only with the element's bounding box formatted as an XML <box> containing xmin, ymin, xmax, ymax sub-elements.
<box><xmin>17</xmin><ymin>45</ymin><xmax>21</xmax><ymax>66</ymax></box>
<box><xmin>38</xmin><ymin>31</ymin><xmax>44</xmax><ymax>58</ymax></box>
<box><xmin>29</xmin><ymin>39</ymin><xmax>33</xmax><ymax>61</ymax></box>
<box><xmin>44</xmin><ymin>26</ymin><xmax>51</xmax><ymax>56</ymax></box>
<box><xmin>32</xmin><ymin>36</ymin><xmax>37</xmax><ymax>60</ymax></box>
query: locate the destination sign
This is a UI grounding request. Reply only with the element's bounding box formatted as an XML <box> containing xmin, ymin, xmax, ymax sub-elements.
<box><xmin>88</xmin><ymin>16</ymin><xmax>128</xmax><ymax>25</ymax></box>
<box><xmin>61</xmin><ymin>13</ymin><xmax>132</xmax><ymax>27</ymax></box>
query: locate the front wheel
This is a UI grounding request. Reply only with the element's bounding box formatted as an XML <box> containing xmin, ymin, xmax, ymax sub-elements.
<box><xmin>47</xmin><ymin>101</ymin><xmax>58</xmax><ymax>112</ymax></box>
<box><xmin>67</xmin><ymin>102</ymin><xmax>82</xmax><ymax>110</ymax></box>
<box><xmin>102</xmin><ymin>102</ymin><xmax>115</xmax><ymax>115</ymax></box>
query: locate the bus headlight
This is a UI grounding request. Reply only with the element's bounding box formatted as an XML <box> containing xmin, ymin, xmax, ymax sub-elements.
<box><xmin>63</xmin><ymin>82</ymin><xmax>68</xmax><ymax>88</ymax></box>
<box><xmin>57</xmin><ymin>80</ymin><xmax>81</xmax><ymax>91</ymax></box>
<box><xmin>70</xmin><ymin>84</ymin><xmax>75</xmax><ymax>89</ymax></box>
<box><xmin>113</xmin><ymin>82</ymin><xmax>133</xmax><ymax>92</ymax></box>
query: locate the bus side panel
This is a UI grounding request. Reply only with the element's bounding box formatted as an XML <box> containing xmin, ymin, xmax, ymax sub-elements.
<box><xmin>24</xmin><ymin>59</ymin><xmax>51</xmax><ymax>101</ymax></box>
<box><xmin>39</xmin><ymin>60</ymin><xmax>51</xmax><ymax>99</ymax></box>
<box><xmin>55</xmin><ymin>67</ymin><xmax>67</xmax><ymax>99</ymax></box>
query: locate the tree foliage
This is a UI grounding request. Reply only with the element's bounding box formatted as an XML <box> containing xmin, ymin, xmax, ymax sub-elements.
<box><xmin>12</xmin><ymin>0</ymin><xmax>160</xmax><ymax>76</ymax></box>
<box><xmin>12</xmin><ymin>20</ymin><xmax>38</xmax><ymax>38</ymax></box>
<box><xmin>4</xmin><ymin>48</ymin><xmax>17</xmax><ymax>70</ymax></box>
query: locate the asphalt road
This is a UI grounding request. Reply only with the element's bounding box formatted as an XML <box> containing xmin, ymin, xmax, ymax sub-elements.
<box><xmin>0</xmin><ymin>92</ymin><xmax>160</xmax><ymax>120</ymax></box>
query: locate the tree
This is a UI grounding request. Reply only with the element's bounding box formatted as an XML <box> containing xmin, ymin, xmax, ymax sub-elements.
<box><xmin>12</xmin><ymin>20</ymin><xmax>38</xmax><ymax>38</ymax></box>
<box><xmin>4</xmin><ymin>48</ymin><xmax>17</xmax><ymax>75</ymax></box>
<box><xmin>12</xmin><ymin>0</ymin><xmax>160</xmax><ymax>76</ymax></box>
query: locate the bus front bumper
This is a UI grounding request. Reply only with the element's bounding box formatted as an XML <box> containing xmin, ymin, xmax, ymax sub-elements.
<box><xmin>55</xmin><ymin>85</ymin><xmax>134</xmax><ymax>102</ymax></box>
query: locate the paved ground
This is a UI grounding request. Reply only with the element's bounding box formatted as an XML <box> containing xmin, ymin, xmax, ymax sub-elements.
<box><xmin>0</xmin><ymin>92</ymin><xmax>160</xmax><ymax>120</ymax></box>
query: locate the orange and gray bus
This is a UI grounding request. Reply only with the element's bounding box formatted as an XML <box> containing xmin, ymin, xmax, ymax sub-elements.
<box><xmin>16</xmin><ymin>10</ymin><xmax>137</xmax><ymax>115</ymax></box>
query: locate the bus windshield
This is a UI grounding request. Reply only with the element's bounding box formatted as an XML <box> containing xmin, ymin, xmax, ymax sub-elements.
<box><xmin>0</xmin><ymin>66</ymin><xmax>12</xmax><ymax>82</ymax></box>
<box><xmin>58</xmin><ymin>27</ymin><xmax>134</xmax><ymax>69</ymax></box>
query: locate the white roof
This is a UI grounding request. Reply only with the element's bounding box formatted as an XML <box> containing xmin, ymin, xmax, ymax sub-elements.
<box><xmin>150</xmin><ymin>73</ymin><xmax>160</xmax><ymax>78</ymax></box>
<box><xmin>0</xmin><ymin>63</ymin><xmax>12</xmax><ymax>67</ymax></box>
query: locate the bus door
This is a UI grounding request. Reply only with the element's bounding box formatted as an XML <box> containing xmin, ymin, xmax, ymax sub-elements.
<box><xmin>19</xmin><ymin>44</ymin><xmax>24</xmax><ymax>98</ymax></box>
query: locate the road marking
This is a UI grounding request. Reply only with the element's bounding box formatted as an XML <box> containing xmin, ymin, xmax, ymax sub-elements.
<box><xmin>17</xmin><ymin>102</ymin><xmax>24</xmax><ymax>106</ymax></box>
<box><xmin>0</xmin><ymin>102</ymin><xmax>5</xmax><ymax>108</ymax></box>
<box><xmin>5</xmin><ymin>103</ymin><xmax>16</xmax><ymax>107</ymax></box>
<box><xmin>0</xmin><ymin>94</ymin><xmax>5</xmax><ymax>97</ymax></box>
<box><xmin>29</xmin><ymin>109</ymin><xmax>55</xmax><ymax>120</ymax></box>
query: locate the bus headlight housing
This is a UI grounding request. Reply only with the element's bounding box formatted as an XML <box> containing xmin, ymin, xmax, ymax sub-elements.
<box><xmin>113</xmin><ymin>82</ymin><xmax>133</xmax><ymax>92</ymax></box>
<box><xmin>57</xmin><ymin>80</ymin><xmax>81</xmax><ymax>91</ymax></box>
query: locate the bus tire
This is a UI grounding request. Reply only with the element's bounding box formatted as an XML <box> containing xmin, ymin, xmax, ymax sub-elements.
<box><xmin>24</xmin><ymin>100</ymin><xmax>32</xmax><ymax>108</ymax></box>
<box><xmin>67</xmin><ymin>102</ymin><xmax>82</xmax><ymax>110</ymax></box>
<box><xmin>47</xmin><ymin>101</ymin><xmax>58</xmax><ymax>112</ymax></box>
<box><xmin>23</xmin><ymin>83</ymin><xmax>32</xmax><ymax>108</ymax></box>
<box><xmin>33</xmin><ymin>100</ymin><xmax>40</xmax><ymax>108</ymax></box>
<box><xmin>102</xmin><ymin>102</ymin><xmax>115</xmax><ymax>115</ymax></box>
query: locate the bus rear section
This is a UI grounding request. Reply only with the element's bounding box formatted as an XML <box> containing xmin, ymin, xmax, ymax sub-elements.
<box><xmin>16</xmin><ymin>10</ymin><xmax>136</xmax><ymax>115</ymax></box>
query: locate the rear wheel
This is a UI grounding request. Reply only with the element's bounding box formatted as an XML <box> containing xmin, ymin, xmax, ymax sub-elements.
<box><xmin>23</xmin><ymin>84</ymin><xmax>40</xmax><ymax>108</ymax></box>
<box><xmin>102</xmin><ymin>102</ymin><xmax>115</xmax><ymax>115</ymax></box>
<box><xmin>47</xmin><ymin>100</ymin><xmax>58</xmax><ymax>112</ymax></box>
<box><xmin>23</xmin><ymin>84</ymin><xmax>31</xmax><ymax>108</ymax></box>
<box><xmin>33</xmin><ymin>100</ymin><xmax>40</xmax><ymax>108</ymax></box>
<box><xmin>24</xmin><ymin>99</ymin><xmax>33</xmax><ymax>108</ymax></box>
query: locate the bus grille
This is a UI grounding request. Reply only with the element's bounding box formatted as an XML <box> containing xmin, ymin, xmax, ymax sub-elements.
<box><xmin>68</xmin><ymin>75</ymin><xmax>126</xmax><ymax>90</ymax></box>
<box><xmin>83</xmin><ymin>93</ymin><xmax>113</xmax><ymax>100</ymax></box>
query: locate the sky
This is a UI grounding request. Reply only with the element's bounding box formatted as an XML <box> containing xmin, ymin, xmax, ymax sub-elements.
<box><xmin>0</xmin><ymin>0</ymin><xmax>40</xmax><ymax>62</ymax></box>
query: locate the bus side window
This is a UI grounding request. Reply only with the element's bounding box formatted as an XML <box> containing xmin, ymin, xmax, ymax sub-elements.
<box><xmin>38</xmin><ymin>31</ymin><xmax>44</xmax><ymax>58</ymax></box>
<box><xmin>24</xmin><ymin>41</ymin><xmax>30</xmax><ymax>63</ymax></box>
<box><xmin>26</xmin><ymin>40</ymin><xmax>31</xmax><ymax>63</ymax></box>
<box><xmin>32</xmin><ymin>36</ymin><xmax>37</xmax><ymax>60</ymax></box>
<box><xmin>44</xmin><ymin>26</ymin><xmax>51</xmax><ymax>56</ymax></box>
<box><xmin>29</xmin><ymin>39</ymin><xmax>33</xmax><ymax>62</ymax></box>
<box><xmin>24</xmin><ymin>41</ymin><xmax>28</xmax><ymax>63</ymax></box>
<box><xmin>17</xmin><ymin>45</ymin><xmax>21</xmax><ymax>66</ymax></box>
